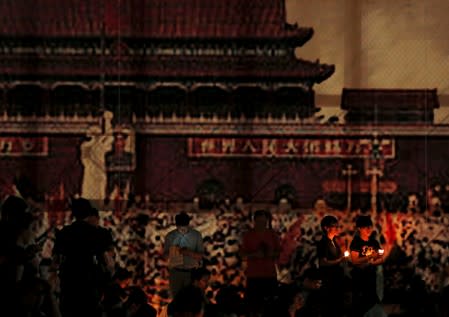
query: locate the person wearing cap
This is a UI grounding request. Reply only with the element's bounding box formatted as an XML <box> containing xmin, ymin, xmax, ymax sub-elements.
<box><xmin>349</xmin><ymin>215</ymin><xmax>385</xmax><ymax>317</ymax></box>
<box><xmin>163</xmin><ymin>212</ymin><xmax>204</xmax><ymax>298</ymax></box>
<box><xmin>317</xmin><ymin>215</ymin><xmax>346</xmax><ymax>317</ymax></box>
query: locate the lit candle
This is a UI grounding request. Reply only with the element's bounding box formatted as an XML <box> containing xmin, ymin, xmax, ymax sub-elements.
<box><xmin>344</xmin><ymin>250</ymin><xmax>350</xmax><ymax>257</ymax></box>
<box><xmin>378</xmin><ymin>249</ymin><xmax>384</xmax><ymax>255</ymax></box>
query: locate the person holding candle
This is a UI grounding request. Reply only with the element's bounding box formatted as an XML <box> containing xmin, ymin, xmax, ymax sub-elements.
<box><xmin>350</xmin><ymin>215</ymin><xmax>385</xmax><ymax>317</ymax></box>
<box><xmin>317</xmin><ymin>215</ymin><xmax>347</xmax><ymax>317</ymax></box>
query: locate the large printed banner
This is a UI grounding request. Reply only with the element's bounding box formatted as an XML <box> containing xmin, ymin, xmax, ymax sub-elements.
<box><xmin>322</xmin><ymin>179</ymin><xmax>398</xmax><ymax>193</ymax></box>
<box><xmin>188</xmin><ymin>137</ymin><xmax>395</xmax><ymax>158</ymax></box>
<box><xmin>0</xmin><ymin>137</ymin><xmax>49</xmax><ymax>156</ymax></box>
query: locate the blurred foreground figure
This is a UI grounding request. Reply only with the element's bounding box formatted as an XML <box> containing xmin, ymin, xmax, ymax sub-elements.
<box><xmin>53</xmin><ymin>198</ymin><xmax>114</xmax><ymax>317</ymax></box>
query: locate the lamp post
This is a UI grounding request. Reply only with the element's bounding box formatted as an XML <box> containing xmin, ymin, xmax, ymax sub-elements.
<box><xmin>364</xmin><ymin>134</ymin><xmax>384</xmax><ymax>215</ymax></box>
<box><xmin>342</xmin><ymin>164</ymin><xmax>358</xmax><ymax>213</ymax></box>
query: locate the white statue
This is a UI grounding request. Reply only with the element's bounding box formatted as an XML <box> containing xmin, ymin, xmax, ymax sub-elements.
<box><xmin>80</xmin><ymin>112</ymin><xmax>114</xmax><ymax>202</ymax></box>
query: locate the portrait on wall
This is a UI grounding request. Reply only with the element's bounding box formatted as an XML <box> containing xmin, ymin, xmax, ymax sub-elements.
<box><xmin>105</xmin><ymin>128</ymin><xmax>136</xmax><ymax>172</ymax></box>
<box><xmin>105</xmin><ymin>128</ymin><xmax>136</xmax><ymax>198</ymax></box>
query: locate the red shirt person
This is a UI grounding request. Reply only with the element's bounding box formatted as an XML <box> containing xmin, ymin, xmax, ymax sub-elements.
<box><xmin>241</xmin><ymin>210</ymin><xmax>281</xmax><ymax>315</ymax></box>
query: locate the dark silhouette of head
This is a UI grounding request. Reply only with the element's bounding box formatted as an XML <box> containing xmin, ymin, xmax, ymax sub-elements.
<box><xmin>175</xmin><ymin>212</ymin><xmax>191</xmax><ymax>227</ymax></box>
<box><xmin>253</xmin><ymin>210</ymin><xmax>268</xmax><ymax>230</ymax></box>
<box><xmin>355</xmin><ymin>215</ymin><xmax>373</xmax><ymax>228</ymax></box>
<box><xmin>70</xmin><ymin>198</ymin><xmax>93</xmax><ymax>220</ymax></box>
<box><xmin>191</xmin><ymin>268</ymin><xmax>211</xmax><ymax>290</ymax></box>
<box><xmin>1</xmin><ymin>195</ymin><xmax>27</xmax><ymax>220</ymax></box>
<box><xmin>320</xmin><ymin>215</ymin><xmax>338</xmax><ymax>233</ymax></box>
<box><xmin>172</xmin><ymin>285</ymin><xmax>204</xmax><ymax>317</ymax></box>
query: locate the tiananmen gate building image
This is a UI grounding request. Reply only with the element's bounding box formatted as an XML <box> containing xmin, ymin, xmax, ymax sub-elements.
<box><xmin>0</xmin><ymin>0</ymin><xmax>449</xmax><ymax>315</ymax></box>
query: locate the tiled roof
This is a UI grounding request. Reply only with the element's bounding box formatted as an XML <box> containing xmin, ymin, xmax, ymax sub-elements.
<box><xmin>0</xmin><ymin>0</ymin><xmax>312</xmax><ymax>42</ymax></box>
<box><xmin>0</xmin><ymin>55</ymin><xmax>335</xmax><ymax>82</ymax></box>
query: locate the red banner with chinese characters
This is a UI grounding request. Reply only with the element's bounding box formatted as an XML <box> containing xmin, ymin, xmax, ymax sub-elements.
<box><xmin>187</xmin><ymin>137</ymin><xmax>395</xmax><ymax>158</ymax></box>
<box><xmin>322</xmin><ymin>180</ymin><xmax>398</xmax><ymax>193</ymax></box>
<box><xmin>0</xmin><ymin>137</ymin><xmax>49</xmax><ymax>156</ymax></box>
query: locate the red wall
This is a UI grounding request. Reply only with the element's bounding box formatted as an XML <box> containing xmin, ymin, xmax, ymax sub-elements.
<box><xmin>134</xmin><ymin>136</ymin><xmax>449</xmax><ymax>207</ymax></box>
<box><xmin>1</xmin><ymin>134</ymin><xmax>448</xmax><ymax>208</ymax></box>
<box><xmin>0</xmin><ymin>135</ymin><xmax>84</xmax><ymax>200</ymax></box>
